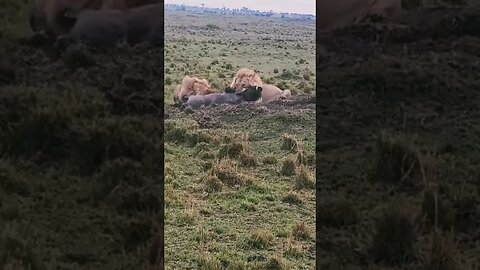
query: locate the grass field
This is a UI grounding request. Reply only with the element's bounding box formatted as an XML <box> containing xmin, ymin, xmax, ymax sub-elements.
<box><xmin>164</xmin><ymin>11</ymin><xmax>316</xmax><ymax>269</ymax></box>
<box><xmin>4</xmin><ymin>1</ymin><xmax>480</xmax><ymax>270</ymax></box>
<box><xmin>0</xmin><ymin>1</ymin><xmax>163</xmax><ymax>269</ymax></box>
<box><xmin>318</xmin><ymin>6</ymin><xmax>480</xmax><ymax>270</ymax></box>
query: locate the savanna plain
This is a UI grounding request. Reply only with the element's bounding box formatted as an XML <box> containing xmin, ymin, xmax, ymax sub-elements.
<box><xmin>164</xmin><ymin>10</ymin><xmax>316</xmax><ymax>269</ymax></box>
<box><xmin>318</xmin><ymin>3</ymin><xmax>480</xmax><ymax>270</ymax></box>
<box><xmin>0</xmin><ymin>1</ymin><xmax>163</xmax><ymax>269</ymax></box>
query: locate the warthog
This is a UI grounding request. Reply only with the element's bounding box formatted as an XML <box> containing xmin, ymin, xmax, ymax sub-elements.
<box><xmin>181</xmin><ymin>86</ymin><xmax>263</xmax><ymax>110</ymax></box>
<box><xmin>318</xmin><ymin>0</ymin><xmax>402</xmax><ymax>31</ymax></box>
<box><xmin>54</xmin><ymin>3</ymin><xmax>162</xmax><ymax>47</ymax></box>
<box><xmin>29</xmin><ymin>0</ymin><xmax>161</xmax><ymax>36</ymax></box>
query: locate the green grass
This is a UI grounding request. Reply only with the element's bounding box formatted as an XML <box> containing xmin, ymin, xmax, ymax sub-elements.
<box><xmin>0</xmin><ymin>0</ymin><xmax>32</xmax><ymax>47</ymax></box>
<box><xmin>317</xmin><ymin>5</ymin><xmax>480</xmax><ymax>270</ymax></box>
<box><xmin>0</xmin><ymin>3</ymin><xmax>164</xmax><ymax>268</ymax></box>
<box><xmin>164</xmin><ymin>11</ymin><xmax>315</xmax><ymax>269</ymax></box>
<box><xmin>164</xmin><ymin>11</ymin><xmax>316</xmax><ymax>105</ymax></box>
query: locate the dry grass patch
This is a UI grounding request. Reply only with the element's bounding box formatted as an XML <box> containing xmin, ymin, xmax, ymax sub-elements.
<box><xmin>165</xmin><ymin>120</ymin><xmax>218</xmax><ymax>147</ymax></box>
<box><xmin>294</xmin><ymin>165</ymin><xmax>315</xmax><ymax>190</ymax></box>
<box><xmin>262</xmin><ymin>155</ymin><xmax>278</xmax><ymax>165</ymax></box>
<box><xmin>209</xmin><ymin>159</ymin><xmax>253</xmax><ymax>187</ymax></box>
<box><xmin>218</xmin><ymin>136</ymin><xmax>258</xmax><ymax>167</ymax></box>
<box><xmin>218</xmin><ymin>141</ymin><xmax>246</xmax><ymax>159</ymax></box>
<box><xmin>204</xmin><ymin>175</ymin><xmax>223</xmax><ymax>192</ymax></box>
<box><xmin>240</xmin><ymin>201</ymin><xmax>257</xmax><ymax>212</ymax></box>
<box><xmin>175</xmin><ymin>206</ymin><xmax>200</xmax><ymax>226</ymax></box>
<box><xmin>239</xmin><ymin>149</ymin><xmax>258</xmax><ymax>167</ymax></box>
<box><xmin>281</xmin><ymin>191</ymin><xmax>303</xmax><ymax>205</ymax></box>
<box><xmin>369</xmin><ymin>132</ymin><xmax>421</xmax><ymax>188</ymax></box>
<box><xmin>420</xmin><ymin>183</ymin><xmax>456</xmax><ymax>231</ymax></box>
<box><xmin>246</xmin><ymin>229</ymin><xmax>274</xmax><ymax>249</ymax></box>
<box><xmin>449</xmin><ymin>183</ymin><xmax>479</xmax><ymax>231</ymax></box>
<box><xmin>280</xmin><ymin>158</ymin><xmax>296</xmax><ymax>176</ymax></box>
<box><xmin>281</xmin><ymin>134</ymin><xmax>302</xmax><ymax>152</ymax></box>
<box><xmin>0</xmin><ymin>223</ymin><xmax>45</xmax><ymax>270</ymax></box>
<box><xmin>226</xmin><ymin>260</ymin><xmax>250</xmax><ymax>270</ymax></box>
<box><xmin>284</xmin><ymin>237</ymin><xmax>303</xmax><ymax>259</ymax></box>
<box><xmin>419</xmin><ymin>230</ymin><xmax>467</xmax><ymax>270</ymax></box>
<box><xmin>291</xmin><ymin>220</ymin><xmax>311</xmax><ymax>240</ymax></box>
<box><xmin>197</xmin><ymin>254</ymin><xmax>222</xmax><ymax>270</ymax></box>
<box><xmin>262</xmin><ymin>257</ymin><xmax>288</xmax><ymax>270</ymax></box>
<box><xmin>295</xmin><ymin>149</ymin><xmax>308</xmax><ymax>165</ymax></box>
<box><xmin>193</xmin><ymin>224</ymin><xmax>210</xmax><ymax>245</ymax></box>
<box><xmin>371</xmin><ymin>200</ymin><xmax>417</xmax><ymax>264</ymax></box>
<box><xmin>317</xmin><ymin>197</ymin><xmax>358</xmax><ymax>227</ymax></box>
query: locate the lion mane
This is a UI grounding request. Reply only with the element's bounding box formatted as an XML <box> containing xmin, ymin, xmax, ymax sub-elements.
<box><xmin>229</xmin><ymin>68</ymin><xmax>263</xmax><ymax>93</ymax></box>
<box><xmin>174</xmin><ymin>75</ymin><xmax>214</xmax><ymax>103</ymax></box>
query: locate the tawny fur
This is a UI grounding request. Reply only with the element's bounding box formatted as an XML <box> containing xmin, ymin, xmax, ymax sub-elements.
<box><xmin>257</xmin><ymin>84</ymin><xmax>292</xmax><ymax>103</ymax></box>
<box><xmin>318</xmin><ymin>0</ymin><xmax>402</xmax><ymax>31</ymax></box>
<box><xmin>31</xmin><ymin>0</ymin><xmax>160</xmax><ymax>35</ymax></box>
<box><xmin>53</xmin><ymin>3</ymin><xmax>163</xmax><ymax>46</ymax></box>
<box><xmin>173</xmin><ymin>75</ymin><xmax>214</xmax><ymax>104</ymax></box>
<box><xmin>236</xmin><ymin>77</ymin><xmax>292</xmax><ymax>103</ymax></box>
<box><xmin>229</xmin><ymin>68</ymin><xmax>263</xmax><ymax>92</ymax></box>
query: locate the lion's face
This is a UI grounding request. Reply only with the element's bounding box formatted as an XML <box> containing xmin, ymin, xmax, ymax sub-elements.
<box><xmin>178</xmin><ymin>76</ymin><xmax>213</xmax><ymax>102</ymax></box>
<box><xmin>233</xmin><ymin>75</ymin><xmax>260</xmax><ymax>94</ymax></box>
<box><xmin>230</xmin><ymin>68</ymin><xmax>257</xmax><ymax>90</ymax></box>
<box><xmin>192</xmin><ymin>79</ymin><xmax>213</xmax><ymax>95</ymax></box>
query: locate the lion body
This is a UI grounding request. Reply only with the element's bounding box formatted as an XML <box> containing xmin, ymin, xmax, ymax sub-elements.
<box><xmin>54</xmin><ymin>3</ymin><xmax>163</xmax><ymax>46</ymax></box>
<box><xmin>229</xmin><ymin>68</ymin><xmax>292</xmax><ymax>104</ymax></box>
<box><xmin>318</xmin><ymin>0</ymin><xmax>402</xmax><ymax>31</ymax></box>
<box><xmin>229</xmin><ymin>68</ymin><xmax>263</xmax><ymax>93</ymax></box>
<box><xmin>30</xmin><ymin>0</ymin><xmax>161</xmax><ymax>35</ymax></box>
<box><xmin>173</xmin><ymin>75</ymin><xmax>214</xmax><ymax>104</ymax></box>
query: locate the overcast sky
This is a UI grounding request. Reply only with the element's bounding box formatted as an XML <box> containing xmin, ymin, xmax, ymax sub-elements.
<box><xmin>165</xmin><ymin>0</ymin><xmax>315</xmax><ymax>15</ymax></box>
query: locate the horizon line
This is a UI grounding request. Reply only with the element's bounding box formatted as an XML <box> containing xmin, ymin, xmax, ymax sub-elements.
<box><xmin>164</xmin><ymin>2</ymin><xmax>316</xmax><ymax>16</ymax></box>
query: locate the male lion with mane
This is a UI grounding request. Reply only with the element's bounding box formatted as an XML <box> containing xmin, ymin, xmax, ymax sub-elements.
<box><xmin>30</xmin><ymin>0</ymin><xmax>161</xmax><ymax>35</ymax></box>
<box><xmin>318</xmin><ymin>0</ymin><xmax>401</xmax><ymax>31</ymax></box>
<box><xmin>228</xmin><ymin>68</ymin><xmax>263</xmax><ymax>93</ymax></box>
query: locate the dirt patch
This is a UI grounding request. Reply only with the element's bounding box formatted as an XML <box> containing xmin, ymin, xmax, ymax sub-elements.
<box><xmin>166</xmin><ymin>95</ymin><xmax>315</xmax><ymax>128</ymax></box>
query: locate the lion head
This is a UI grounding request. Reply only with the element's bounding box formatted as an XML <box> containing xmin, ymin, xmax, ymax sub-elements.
<box><xmin>192</xmin><ymin>78</ymin><xmax>212</xmax><ymax>95</ymax></box>
<box><xmin>232</xmin><ymin>74</ymin><xmax>263</xmax><ymax>94</ymax></box>
<box><xmin>177</xmin><ymin>75</ymin><xmax>214</xmax><ymax>102</ymax></box>
<box><xmin>228</xmin><ymin>68</ymin><xmax>263</xmax><ymax>94</ymax></box>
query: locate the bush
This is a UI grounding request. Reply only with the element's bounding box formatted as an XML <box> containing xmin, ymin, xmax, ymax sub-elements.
<box><xmin>371</xmin><ymin>201</ymin><xmax>417</xmax><ymax>264</ymax></box>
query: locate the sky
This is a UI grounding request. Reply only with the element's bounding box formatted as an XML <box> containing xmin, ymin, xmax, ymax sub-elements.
<box><xmin>164</xmin><ymin>0</ymin><xmax>315</xmax><ymax>15</ymax></box>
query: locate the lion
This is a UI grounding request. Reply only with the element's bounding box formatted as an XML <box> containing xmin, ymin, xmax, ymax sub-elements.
<box><xmin>228</xmin><ymin>68</ymin><xmax>263</xmax><ymax>93</ymax></box>
<box><xmin>53</xmin><ymin>3</ymin><xmax>163</xmax><ymax>47</ymax></box>
<box><xmin>30</xmin><ymin>0</ymin><xmax>161</xmax><ymax>36</ymax></box>
<box><xmin>173</xmin><ymin>75</ymin><xmax>214</xmax><ymax>104</ymax></box>
<box><xmin>228</xmin><ymin>75</ymin><xmax>292</xmax><ymax>104</ymax></box>
<box><xmin>318</xmin><ymin>0</ymin><xmax>402</xmax><ymax>31</ymax></box>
